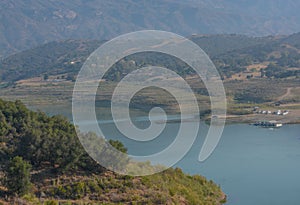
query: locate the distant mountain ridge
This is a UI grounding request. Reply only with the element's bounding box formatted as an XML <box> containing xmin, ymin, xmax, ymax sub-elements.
<box><xmin>1</xmin><ymin>0</ymin><xmax>300</xmax><ymax>58</ymax></box>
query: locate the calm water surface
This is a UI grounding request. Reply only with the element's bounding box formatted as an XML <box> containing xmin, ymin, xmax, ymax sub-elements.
<box><xmin>101</xmin><ymin>120</ymin><xmax>300</xmax><ymax>205</ymax></box>
<box><xmin>177</xmin><ymin>123</ymin><xmax>300</xmax><ymax>205</ymax></box>
<box><xmin>40</xmin><ymin>106</ymin><xmax>300</xmax><ymax>205</ymax></box>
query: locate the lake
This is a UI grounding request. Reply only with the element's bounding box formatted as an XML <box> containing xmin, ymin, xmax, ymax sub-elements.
<box><xmin>39</xmin><ymin>106</ymin><xmax>300</xmax><ymax>204</ymax></box>
<box><xmin>99</xmin><ymin>118</ymin><xmax>300</xmax><ymax>205</ymax></box>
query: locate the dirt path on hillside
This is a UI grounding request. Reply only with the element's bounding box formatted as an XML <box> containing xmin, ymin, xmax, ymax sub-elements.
<box><xmin>277</xmin><ymin>87</ymin><xmax>292</xmax><ymax>101</ymax></box>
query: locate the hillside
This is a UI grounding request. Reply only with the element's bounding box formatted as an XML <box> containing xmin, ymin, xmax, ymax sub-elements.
<box><xmin>1</xmin><ymin>33</ymin><xmax>300</xmax><ymax>83</ymax></box>
<box><xmin>0</xmin><ymin>33</ymin><xmax>299</xmax><ymax>124</ymax></box>
<box><xmin>2</xmin><ymin>0</ymin><xmax>300</xmax><ymax>58</ymax></box>
<box><xmin>0</xmin><ymin>39</ymin><xmax>103</xmax><ymax>82</ymax></box>
<box><xmin>0</xmin><ymin>99</ymin><xmax>226</xmax><ymax>204</ymax></box>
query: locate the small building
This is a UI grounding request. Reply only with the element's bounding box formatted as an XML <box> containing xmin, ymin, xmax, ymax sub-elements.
<box><xmin>282</xmin><ymin>111</ymin><xmax>289</xmax><ymax>115</ymax></box>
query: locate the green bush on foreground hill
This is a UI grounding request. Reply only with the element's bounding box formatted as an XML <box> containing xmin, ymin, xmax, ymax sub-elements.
<box><xmin>3</xmin><ymin>156</ymin><xmax>32</xmax><ymax>196</ymax></box>
<box><xmin>0</xmin><ymin>99</ymin><xmax>226</xmax><ymax>204</ymax></box>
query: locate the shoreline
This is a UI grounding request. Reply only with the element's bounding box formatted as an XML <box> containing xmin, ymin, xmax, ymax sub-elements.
<box><xmin>157</xmin><ymin>117</ymin><xmax>300</xmax><ymax>125</ymax></box>
<box><xmin>163</xmin><ymin>113</ymin><xmax>300</xmax><ymax>125</ymax></box>
<box><xmin>216</xmin><ymin>112</ymin><xmax>300</xmax><ymax>125</ymax></box>
<box><xmin>15</xmin><ymin>101</ymin><xmax>300</xmax><ymax>126</ymax></box>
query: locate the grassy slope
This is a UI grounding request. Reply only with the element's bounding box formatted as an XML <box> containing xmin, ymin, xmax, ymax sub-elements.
<box><xmin>21</xmin><ymin>169</ymin><xmax>225</xmax><ymax>205</ymax></box>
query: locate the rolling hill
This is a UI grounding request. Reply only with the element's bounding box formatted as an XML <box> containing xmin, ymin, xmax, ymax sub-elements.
<box><xmin>1</xmin><ymin>33</ymin><xmax>300</xmax><ymax>83</ymax></box>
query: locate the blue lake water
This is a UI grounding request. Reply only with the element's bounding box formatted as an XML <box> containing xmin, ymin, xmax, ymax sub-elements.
<box><xmin>99</xmin><ymin>119</ymin><xmax>300</xmax><ymax>205</ymax></box>
<box><xmin>40</xmin><ymin>106</ymin><xmax>300</xmax><ymax>204</ymax></box>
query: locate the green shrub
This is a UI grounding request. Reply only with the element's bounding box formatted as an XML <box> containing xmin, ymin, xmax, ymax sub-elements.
<box><xmin>4</xmin><ymin>156</ymin><xmax>32</xmax><ymax>196</ymax></box>
<box><xmin>44</xmin><ymin>200</ymin><xmax>58</xmax><ymax>205</ymax></box>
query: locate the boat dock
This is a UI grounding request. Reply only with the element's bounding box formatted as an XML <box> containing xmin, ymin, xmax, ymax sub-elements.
<box><xmin>253</xmin><ymin>120</ymin><xmax>283</xmax><ymax>128</ymax></box>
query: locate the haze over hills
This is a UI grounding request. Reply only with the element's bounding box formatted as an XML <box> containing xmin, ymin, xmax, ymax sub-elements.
<box><xmin>1</xmin><ymin>0</ymin><xmax>300</xmax><ymax>58</ymax></box>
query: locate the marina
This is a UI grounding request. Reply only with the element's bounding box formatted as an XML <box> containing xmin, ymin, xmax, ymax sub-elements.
<box><xmin>253</xmin><ymin>120</ymin><xmax>283</xmax><ymax>128</ymax></box>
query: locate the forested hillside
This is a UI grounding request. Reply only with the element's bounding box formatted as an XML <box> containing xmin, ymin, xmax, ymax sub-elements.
<box><xmin>1</xmin><ymin>33</ymin><xmax>300</xmax><ymax>83</ymax></box>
